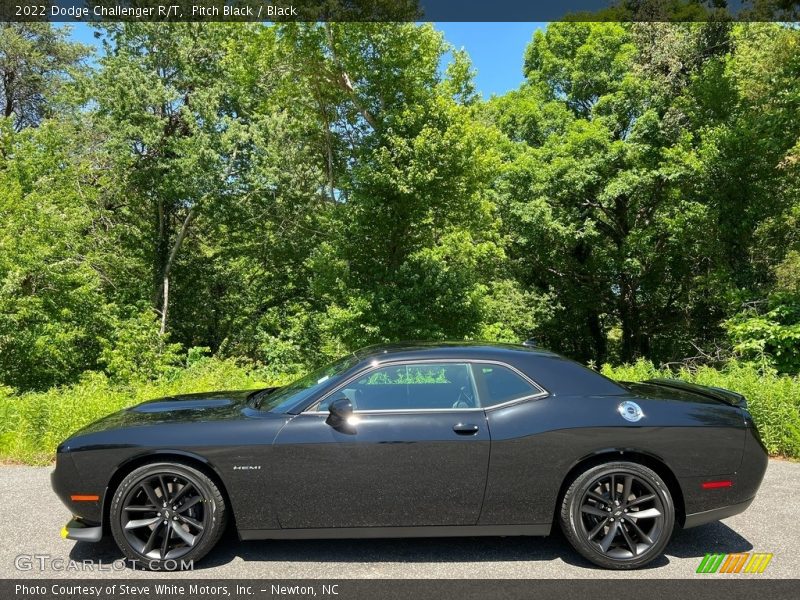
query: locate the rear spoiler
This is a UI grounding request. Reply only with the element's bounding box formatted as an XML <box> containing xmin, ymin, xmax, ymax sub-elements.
<box><xmin>644</xmin><ymin>378</ymin><xmax>747</xmax><ymax>409</ymax></box>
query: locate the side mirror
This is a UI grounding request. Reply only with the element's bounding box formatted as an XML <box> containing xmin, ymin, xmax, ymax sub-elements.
<box><xmin>326</xmin><ymin>395</ymin><xmax>354</xmax><ymax>429</ymax></box>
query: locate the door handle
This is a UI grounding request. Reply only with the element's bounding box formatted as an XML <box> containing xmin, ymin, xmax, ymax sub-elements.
<box><xmin>453</xmin><ymin>423</ymin><xmax>479</xmax><ymax>435</ymax></box>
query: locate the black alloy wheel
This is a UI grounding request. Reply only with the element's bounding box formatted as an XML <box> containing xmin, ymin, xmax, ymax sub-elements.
<box><xmin>560</xmin><ymin>462</ymin><xmax>675</xmax><ymax>569</ymax></box>
<box><xmin>110</xmin><ymin>462</ymin><xmax>226</xmax><ymax>569</ymax></box>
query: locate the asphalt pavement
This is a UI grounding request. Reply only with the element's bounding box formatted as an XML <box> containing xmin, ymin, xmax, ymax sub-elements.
<box><xmin>1</xmin><ymin>460</ymin><xmax>797</xmax><ymax>579</ymax></box>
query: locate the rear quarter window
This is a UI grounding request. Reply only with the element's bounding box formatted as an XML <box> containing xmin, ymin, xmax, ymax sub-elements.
<box><xmin>474</xmin><ymin>364</ymin><xmax>543</xmax><ymax>406</ymax></box>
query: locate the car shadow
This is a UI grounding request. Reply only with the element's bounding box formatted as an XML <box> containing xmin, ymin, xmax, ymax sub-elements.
<box><xmin>204</xmin><ymin>529</ymin><xmax>570</xmax><ymax>568</ymax></box>
<box><xmin>68</xmin><ymin>521</ymin><xmax>752</xmax><ymax>572</ymax></box>
<box><xmin>666</xmin><ymin>521</ymin><xmax>753</xmax><ymax>558</ymax></box>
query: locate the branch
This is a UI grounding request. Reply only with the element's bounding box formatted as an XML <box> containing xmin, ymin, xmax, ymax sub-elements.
<box><xmin>162</xmin><ymin>148</ymin><xmax>239</xmax><ymax>283</ymax></box>
<box><xmin>163</xmin><ymin>207</ymin><xmax>196</xmax><ymax>280</ymax></box>
<box><xmin>324</xmin><ymin>24</ymin><xmax>379</xmax><ymax>131</ymax></box>
<box><xmin>582</xmin><ymin>198</ymin><xmax>625</xmax><ymax>242</ymax></box>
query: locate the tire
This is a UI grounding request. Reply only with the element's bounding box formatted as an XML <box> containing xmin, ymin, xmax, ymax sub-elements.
<box><xmin>560</xmin><ymin>461</ymin><xmax>675</xmax><ymax>570</ymax></box>
<box><xmin>109</xmin><ymin>462</ymin><xmax>226</xmax><ymax>570</ymax></box>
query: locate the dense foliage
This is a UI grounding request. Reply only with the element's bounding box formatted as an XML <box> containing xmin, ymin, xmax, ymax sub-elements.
<box><xmin>1</xmin><ymin>21</ymin><xmax>800</xmax><ymax>461</ymax></box>
<box><xmin>2</xmin><ymin>356</ymin><xmax>798</xmax><ymax>465</ymax></box>
<box><xmin>0</xmin><ymin>356</ymin><xmax>276</xmax><ymax>464</ymax></box>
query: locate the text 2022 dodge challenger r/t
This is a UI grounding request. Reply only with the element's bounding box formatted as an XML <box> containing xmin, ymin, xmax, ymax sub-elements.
<box><xmin>52</xmin><ymin>342</ymin><xmax>768</xmax><ymax>570</ymax></box>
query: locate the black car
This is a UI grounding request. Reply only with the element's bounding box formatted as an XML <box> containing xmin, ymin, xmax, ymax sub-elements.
<box><xmin>52</xmin><ymin>342</ymin><xmax>768</xmax><ymax>570</ymax></box>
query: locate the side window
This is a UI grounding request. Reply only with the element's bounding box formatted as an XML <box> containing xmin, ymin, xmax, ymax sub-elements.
<box><xmin>322</xmin><ymin>363</ymin><xmax>479</xmax><ymax>411</ymax></box>
<box><xmin>475</xmin><ymin>364</ymin><xmax>541</xmax><ymax>407</ymax></box>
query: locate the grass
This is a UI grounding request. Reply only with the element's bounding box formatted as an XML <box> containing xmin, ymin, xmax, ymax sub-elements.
<box><xmin>0</xmin><ymin>357</ymin><xmax>279</xmax><ymax>465</ymax></box>
<box><xmin>1</xmin><ymin>357</ymin><xmax>798</xmax><ymax>465</ymax></box>
<box><xmin>602</xmin><ymin>360</ymin><xmax>800</xmax><ymax>459</ymax></box>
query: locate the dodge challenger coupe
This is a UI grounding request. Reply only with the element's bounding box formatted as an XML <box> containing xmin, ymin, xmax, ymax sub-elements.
<box><xmin>52</xmin><ymin>342</ymin><xmax>768</xmax><ymax>570</ymax></box>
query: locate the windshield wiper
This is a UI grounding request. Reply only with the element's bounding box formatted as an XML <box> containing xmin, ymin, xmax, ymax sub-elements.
<box><xmin>251</xmin><ymin>387</ymin><xmax>278</xmax><ymax>409</ymax></box>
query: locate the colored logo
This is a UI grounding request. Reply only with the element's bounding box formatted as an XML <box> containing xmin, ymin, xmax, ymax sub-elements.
<box><xmin>618</xmin><ymin>401</ymin><xmax>643</xmax><ymax>422</ymax></box>
<box><xmin>696</xmin><ymin>552</ymin><xmax>773</xmax><ymax>574</ymax></box>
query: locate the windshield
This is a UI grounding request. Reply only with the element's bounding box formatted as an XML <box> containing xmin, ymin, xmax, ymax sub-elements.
<box><xmin>253</xmin><ymin>354</ymin><xmax>360</xmax><ymax>413</ymax></box>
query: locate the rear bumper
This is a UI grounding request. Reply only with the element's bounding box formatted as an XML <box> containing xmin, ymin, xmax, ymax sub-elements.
<box><xmin>61</xmin><ymin>517</ymin><xmax>103</xmax><ymax>543</ymax></box>
<box><xmin>683</xmin><ymin>497</ymin><xmax>754</xmax><ymax>529</ymax></box>
<box><xmin>678</xmin><ymin>419</ymin><xmax>768</xmax><ymax>524</ymax></box>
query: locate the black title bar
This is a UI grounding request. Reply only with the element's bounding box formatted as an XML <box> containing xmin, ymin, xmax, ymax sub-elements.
<box><xmin>3</xmin><ymin>579</ymin><xmax>800</xmax><ymax>600</ymax></box>
<box><xmin>2</xmin><ymin>0</ymin><xmax>800</xmax><ymax>22</ymax></box>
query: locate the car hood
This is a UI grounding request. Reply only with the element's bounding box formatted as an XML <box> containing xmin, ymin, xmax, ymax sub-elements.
<box><xmin>72</xmin><ymin>389</ymin><xmax>266</xmax><ymax>435</ymax></box>
<box><xmin>130</xmin><ymin>390</ymin><xmax>256</xmax><ymax>413</ymax></box>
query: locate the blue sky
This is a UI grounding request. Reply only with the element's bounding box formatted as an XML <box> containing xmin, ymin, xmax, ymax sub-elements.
<box><xmin>436</xmin><ymin>23</ymin><xmax>544</xmax><ymax>97</ymax></box>
<box><xmin>66</xmin><ymin>22</ymin><xmax>544</xmax><ymax>98</ymax></box>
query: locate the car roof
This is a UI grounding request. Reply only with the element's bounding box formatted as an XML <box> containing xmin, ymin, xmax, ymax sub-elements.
<box><xmin>346</xmin><ymin>342</ymin><xmax>628</xmax><ymax>399</ymax></box>
<box><xmin>353</xmin><ymin>341</ymin><xmax>560</xmax><ymax>363</ymax></box>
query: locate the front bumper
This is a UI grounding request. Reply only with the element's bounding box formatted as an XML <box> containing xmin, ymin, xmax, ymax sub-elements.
<box><xmin>51</xmin><ymin>452</ymin><xmax>104</xmax><ymax>524</ymax></box>
<box><xmin>61</xmin><ymin>517</ymin><xmax>103</xmax><ymax>543</ymax></box>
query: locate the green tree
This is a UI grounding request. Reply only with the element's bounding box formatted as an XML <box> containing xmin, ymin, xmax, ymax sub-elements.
<box><xmin>80</xmin><ymin>23</ymin><xmax>334</xmax><ymax>375</ymax></box>
<box><xmin>4</xmin><ymin>21</ymin><xmax>800</xmax><ymax>391</ymax></box>
<box><xmin>490</xmin><ymin>21</ymin><xmax>800</xmax><ymax>367</ymax></box>
<box><xmin>0</xmin><ymin>120</ymin><xmax>112</xmax><ymax>389</ymax></box>
<box><xmin>0</xmin><ymin>23</ymin><xmax>88</xmax><ymax>130</ymax></box>
<box><xmin>281</xmin><ymin>23</ymin><xmax>548</xmax><ymax>356</ymax></box>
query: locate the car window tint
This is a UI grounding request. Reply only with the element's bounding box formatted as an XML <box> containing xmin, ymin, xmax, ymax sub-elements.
<box><xmin>477</xmin><ymin>364</ymin><xmax>540</xmax><ymax>406</ymax></box>
<box><xmin>325</xmin><ymin>363</ymin><xmax>479</xmax><ymax>411</ymax></box>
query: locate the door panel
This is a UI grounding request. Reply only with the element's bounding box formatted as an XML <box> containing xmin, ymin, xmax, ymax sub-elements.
<box><xmin>271</xmin><ymin>410</ymin><xmax>490</xmax><ymax>529</ymax></box>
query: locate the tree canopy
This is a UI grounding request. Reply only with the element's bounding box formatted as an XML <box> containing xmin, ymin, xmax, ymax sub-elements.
<box><xmin>1</xmin><ymin>21</ymin><xmax>800</xmax><ymax>391</ymax></box>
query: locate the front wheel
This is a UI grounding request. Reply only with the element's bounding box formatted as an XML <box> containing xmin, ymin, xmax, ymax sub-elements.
<box><xmin>109</xmin><ymin>462</ymin><xmax>226</xmax><ymax>570</ymax></box>
<box><xmin>560</xmin><ymin>461</ymin><xmax>675</xmax><ymax>569</ymax></box>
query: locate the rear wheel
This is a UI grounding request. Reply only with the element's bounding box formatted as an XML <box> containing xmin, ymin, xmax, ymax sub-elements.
<box><xmin>109</xmin><ymin>462</ymin><xmax>226</xmax><ymax>570</ymax></box>
<box><xmin>560</xmin><ymin>462</ymin><xmax>675</xmax><ymax>569</ymax></box>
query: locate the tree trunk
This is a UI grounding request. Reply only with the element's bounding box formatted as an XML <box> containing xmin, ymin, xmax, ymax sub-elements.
<box><xmin>571</xmin><ymin>238</ymin><xmax>609</xmax><ymax>365</ymax></box>
<box><xmin>587</xmin><ymin>309</ymin><xmax>607</xmax><ymax>364</ymax></box>
<box><xmin>156</xmin><ymin>207</ymin><xmax>196</xmax><ymax>335</ymax></box>
<box><xmin>153</xmin><ymin>197</ymin><xmax>168</xmax><ymax>308</ymax></box>
<box><xmin>159</xmin><ymin>275</ymin><xmax>169</xmax><ymax>335</ymax></box>
<box><xmin>619</xmin><ymin>274</ymin><xmax>644</xmax><ymax>362</ymax></box>
<box><xmin>3</xmin><ymin>71</ymin><xmax>14</xmax><ymax>118</ymax></box>
<box><xmin>150</xmin><ymin>152</ymin><xmax>234</xmax><ymax>334</ymax></box>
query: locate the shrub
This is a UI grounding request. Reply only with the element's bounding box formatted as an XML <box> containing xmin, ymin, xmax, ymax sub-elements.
<box><xmin>0</xmin><ymin>357</ymin><xmax>276</xmax><ymax>465</ymax></box>
<box><xmin>725</xmin><ymin>299</ymin><xmax>800</xmax><ymax>374</ymax></box>
<box><xmin>99</xmin><ymin>310</ymin><xmax>183</xmax><ymax>383</ymax></box>
<box><xmin>2</xmin><ymin>356</ymin><xmax>798</xmax><ymax>465</ymax></box>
